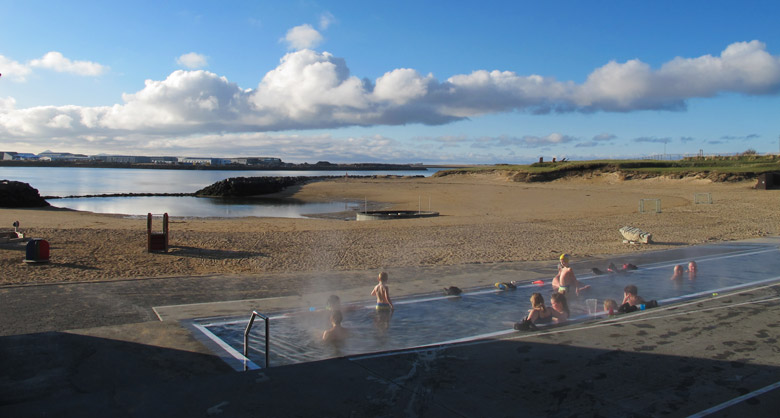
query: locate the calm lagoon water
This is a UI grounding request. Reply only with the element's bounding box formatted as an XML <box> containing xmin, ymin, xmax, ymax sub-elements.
<box><xmin>1</xmin><ymin>166</ymin><xmax>442</xmax><ymax>218</ymax></box>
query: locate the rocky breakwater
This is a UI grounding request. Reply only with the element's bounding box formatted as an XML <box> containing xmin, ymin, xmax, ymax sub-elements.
<box><xmin>195</xmin><ymin>176</ymin><xmax>317</xmax><ymax>197</ymax></box>
<box><xmin>0</xmin><ymin>180</ymin><xmax>50</xmax><ymax>208</ymax></box>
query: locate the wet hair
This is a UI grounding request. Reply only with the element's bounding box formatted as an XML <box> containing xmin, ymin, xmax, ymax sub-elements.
<box><xmin>674</xmin><ymin>265</ymin><xmax>684</xmax><ymax>274</ymax></box>
<box><xmin>330</xmin><ymin>310</ymin><xmax>343</xmax><ymax>325</ymax></box>
<box><xmin>530</xmin><ymin>293</ymin><xmax>545</xmax><ymax>310</ymax></box>
<box><xmin>326</xmin><ymin>295</ymin><xmax>341</xmax><ymax>310</ymax></box>
<box><xmin>604</xmin><ymin>299</ymin><xmax>618</xmax><ymax>311</ymax></box>
<box><xmin>378</xmin><ymin>272</ymin><xmax>388</xmax><ymax>282</ymax></box>
<box><xmin>624</xmin><ymin>285</ymin><xmax>638</xmax><ymax>296</ymax></box>
<box><xmin>550</xmin><ymin>293</ymin><xmax>570</xmax><ymax>317</ymax></box>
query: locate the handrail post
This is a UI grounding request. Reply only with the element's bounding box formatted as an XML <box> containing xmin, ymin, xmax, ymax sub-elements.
<box><xmin>244</xmin><ymin>310</ymin><xmax>269</xmax><ymax>370</ymax></box>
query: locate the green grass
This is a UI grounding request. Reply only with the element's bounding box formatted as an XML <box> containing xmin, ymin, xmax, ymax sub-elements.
<box><xmin>439</xmin><ymin>156</ymin><xmax>780</xmax><ymax>176</ymax></box>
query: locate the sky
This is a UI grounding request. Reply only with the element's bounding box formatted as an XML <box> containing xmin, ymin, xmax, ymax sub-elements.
<box><xmin>1</xmin><ymin>0</ymin><xmax>779</xmax><ymax>164</ymax></box>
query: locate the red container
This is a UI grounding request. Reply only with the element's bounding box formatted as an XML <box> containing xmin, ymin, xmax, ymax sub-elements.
<box><xmin>25</xmin><ymin>238</ymin><xmax>50</xmax><ymax>263</ymax></box>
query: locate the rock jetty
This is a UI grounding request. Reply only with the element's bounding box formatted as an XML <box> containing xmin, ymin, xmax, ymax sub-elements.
<box><xmin>0</xmin><ymin>180</ymin><xmax>50</xmax><ymax>208</ymax></box>
<box><xmin>194</xmin><ymin>176</ymin><xmax>315</xmax><ymax>197</ymax></box>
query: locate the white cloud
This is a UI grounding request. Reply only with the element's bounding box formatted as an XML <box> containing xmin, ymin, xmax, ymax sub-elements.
<box><xmin>0</xmin><ymin>96</ymin><xmax>16</xmax><ymax>110</ymax></box>
<box><xmin>319</xmin><ymin>12</ymin><xmax>336</xmax><ymax>30</ymax></box>
<box><xmin>634</xmin><ymin>136</ymin><xmax>672</xmax><ymax>144</ymax></box>
<box><xmin>575</xmin><ymin>40</ymin><xmax>780</xmax><ymax>110</ymax></box>
<box><xmin>177</xmin><ymin>52</ymin><xmax>208</xmax><ymax>69</ymax></box>
<box><xmin>471</xmin><ymin>133</ymin><xmax>576</xmax><ymax>149</ymax></box>
<box><xmin>373</xmin><ymin>69</ymin><xmax>432</xmax><ymax>105</ymax></box>
<box><xmin>29</xmin><ymin>51</ymin><xmax>107</xmax><ymax>76</ymax></box>
<box><xmin>1</xmin><ymin>41</ymin><xmax>779</xmax><ymax>153</ymax></box>
<box><xmin>283</xmin><ymin>24</ymin><xmax>324</xmax><ymax>50</ymax></box>
<box><xmin>0</xmin><ymin>55</ymin><xmax>33</xmax><ymax>82</ymax></box>
<box><xmin>593</xmin><ymin>133</ymin><xmax>616</xmax><ymax>142</ymax></box>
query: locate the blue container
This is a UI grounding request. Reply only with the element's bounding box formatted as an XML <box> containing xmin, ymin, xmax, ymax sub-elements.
<box><xmin>25</xmin><ymin>238</ymin><xmax>50</xmax><ymax>263</ymax></box>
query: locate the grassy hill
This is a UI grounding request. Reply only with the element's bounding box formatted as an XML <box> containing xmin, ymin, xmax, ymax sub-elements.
<box><xmin>434</xmin><ymin>154</ymin><xmax>780</xmax><ymax>182</ymax></box>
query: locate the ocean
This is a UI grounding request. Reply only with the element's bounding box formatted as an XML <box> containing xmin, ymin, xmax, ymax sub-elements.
<box><xmin>0</xmin><ymin>166</ymin><xmax>442</xmax><ymax>218</ymax></box>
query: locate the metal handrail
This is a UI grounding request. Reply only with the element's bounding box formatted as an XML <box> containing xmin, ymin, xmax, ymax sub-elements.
<box><xmin>244</xmin><ymin>310</ymin><xmax>269</xmax><ymax>370</ymax></box>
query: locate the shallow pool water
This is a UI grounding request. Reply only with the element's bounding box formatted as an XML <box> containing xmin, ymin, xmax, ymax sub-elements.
<box><xmin>194</xmin><ymin>241</ymin><xmax>780</xmax><ymax>369</ymax></box>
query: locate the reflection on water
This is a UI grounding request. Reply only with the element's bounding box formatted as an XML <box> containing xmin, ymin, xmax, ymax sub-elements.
<box><xmin>0</xmin><ymin>166</ymin><xmax>440</xmax><ymax>196</ymax></box>
<box><xmin>52</xmin><ymin>196</ymin><xmax>358</xmax><ymax>218</ymax></box>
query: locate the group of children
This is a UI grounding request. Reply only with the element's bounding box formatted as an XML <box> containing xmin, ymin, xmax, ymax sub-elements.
<box><xmin>671</xmin><ymin>260</ymin><xmax>697</xmax><ymax>280</ymax></box>
<box><xmin>518</xmin><ymin>254</ymin><xmax>693</xmax><ymax>330</ymax></box>
<box><xmin>322</xmin><ymin>271</ymin><xmax>394</xmax><ymax>344</ymax></box>
<box><xmin>326</xmin><ymin>255</ymin><xmax>697</xmax><ymax>340</ymax></box>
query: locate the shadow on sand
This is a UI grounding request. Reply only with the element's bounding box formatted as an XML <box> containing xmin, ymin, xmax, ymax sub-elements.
<box><xmin>167</xmin><ymin>245</ymin><xmax>264</xmax><ymax>260</ymax></box>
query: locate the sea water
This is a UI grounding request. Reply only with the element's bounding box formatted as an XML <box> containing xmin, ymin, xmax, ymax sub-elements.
<box><xmin>0</xmin><ymin>166</ymin><xmax>442</xmax><ymax>217</ymax></box>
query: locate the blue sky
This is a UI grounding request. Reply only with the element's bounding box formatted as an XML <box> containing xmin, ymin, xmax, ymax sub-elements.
<box><xmin>1</xmin><ymin>0</ymin><xmax>778</xmax><ymax>164</ymax></box>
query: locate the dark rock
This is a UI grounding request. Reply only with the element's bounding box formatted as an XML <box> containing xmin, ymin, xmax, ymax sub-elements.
<box><xmin>0</xmin><ymin>180</ymin><xmax>50</xmax><ymax>208</ymax></box>
<box><xmin>194</xmin><ymin>176</ymin><xmax>314</xmax><ymax>197</ymax></box>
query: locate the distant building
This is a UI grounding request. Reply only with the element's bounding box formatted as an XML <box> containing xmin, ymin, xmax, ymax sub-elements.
<box><xmin>37</xmin><ymin>151</ymin><xmax>89</xmax><ymax>161</ymax></box>
<box><xmin>150</xmin><ymin>156</ymin><xmax>178</xmax><ymax>164</ymax></box>
<box><xmin>0</xmin><ymin>152</ymin><xmax>17</xmax><ymax>160</ymax></box>
<box><xmin>179</xmin><ymin>157</ymin><xmax>214</xmax><ymax>165</ymax></box>
<box><xmin>15</xmin><ymin>153</ymin><xmax>38</xmax><ymax>160</ymax></box>
<box><xmin>91</xmin><ymin>155</ymin><xmax>153</xmax><ymax>164</ymax></box>
<box><xmin>228</xmin><ymin>157</ymin><xmax>283</xmax><ymax>166</ymax></box>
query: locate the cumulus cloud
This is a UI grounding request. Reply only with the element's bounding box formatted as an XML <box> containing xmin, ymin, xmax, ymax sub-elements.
<box><xmin>574</xmin><ymin>40</ymin><xmax>780</xmax><ymax>111</ymax></box>
<box><xmin>1</xmin><ymin>52</ymin><xmax>106</xmax><ymax>81</ymax></box>
<box><xmin>283</xmin><ymin>24</ymin><xmax>324</xmax><ymax>50</ymax></box>
<box><xmin>1</xmin><ymin>41</ymin><xmax>779</xmax><ymax>148</ymax></box>
<box><xmin>177</xmin><ymin>52</ymin><xmax>208</xmax><ymax>69</ymax></box>
<box><xmin>0</xmin><ymin>97</ymin><xmax>16</xmax><ymax>111</ymax></box>
<box><xmin>0</xmin><ymin>55</ymin><xmax>33</xmax><ymax>82</ymax></box>
<box><xmin>29</xmin><ymin>51</ymin><xmax>107</xmax><ymax>76</ymax></box>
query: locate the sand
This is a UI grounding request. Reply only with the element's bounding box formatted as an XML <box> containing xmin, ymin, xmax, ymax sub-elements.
<box><xmin>1</xmin><ymin>172</ymin><xmax>778</xmax><ymax>287</ymax></box>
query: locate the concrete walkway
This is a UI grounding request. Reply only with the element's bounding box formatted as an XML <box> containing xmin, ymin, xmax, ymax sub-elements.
<box><xmin>2</xmin><ymin>238</ymin><xmax>780</xmax><ymax>417</ymax></box>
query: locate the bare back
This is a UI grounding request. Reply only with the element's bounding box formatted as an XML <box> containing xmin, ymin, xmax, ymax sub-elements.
<box><xmin>372</xmin><ymin>283</ymin><xmax>391</xmax><ymax>305</ymax></box>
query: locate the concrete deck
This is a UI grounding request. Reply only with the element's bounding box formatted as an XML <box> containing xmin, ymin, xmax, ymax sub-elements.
<box><xmin>2</xmin><ymin>238</ymin><xmax>780</xmax><ymax>417</ymax></box>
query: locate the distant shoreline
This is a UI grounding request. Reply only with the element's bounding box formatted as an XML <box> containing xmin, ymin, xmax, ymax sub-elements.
<box><xmin>0</xmin><ymin>160</ymin><xmax>439</xmax><ymax>171</ymax></box>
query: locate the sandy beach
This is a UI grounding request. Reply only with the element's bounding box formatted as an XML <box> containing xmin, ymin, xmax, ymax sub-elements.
<box><xmin>1</xmin><ymin>172</ymin><xmax>777</xmax><ymax>288</ymax></box>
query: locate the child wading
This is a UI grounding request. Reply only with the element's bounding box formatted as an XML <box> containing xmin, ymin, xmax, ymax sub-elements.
<box><xmin>371</xmin><ymin>272</ymin><xmax>394</xmax><ymax>331</ymax></box>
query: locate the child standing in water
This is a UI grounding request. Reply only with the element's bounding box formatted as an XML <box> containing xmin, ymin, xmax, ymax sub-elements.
<box><xmin>371</xmin><ymin>272</ymin><xmax>394</xmax><ymax>311</ymax></box>
<box><xmin>552</xmin><ymin>253</ymin><xmax>591</xmax><ymax>296</ymax></box>
<box><xmin>371</xmin><ymin>272</ymin><xmax>394</xmax><ymax>332</ymax></box>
